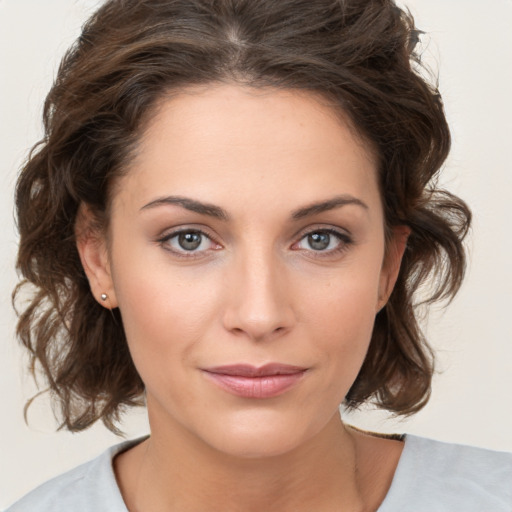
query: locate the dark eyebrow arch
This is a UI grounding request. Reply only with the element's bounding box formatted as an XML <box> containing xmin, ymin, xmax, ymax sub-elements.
<box><xmin>291</xmin><ymin>195</ymin><xmax>369</xmax><ymax>220</ymax></box>
<box><xmin>141</xmin><ymin>194</ymin><xmax>367</xmax><ymax>221</ymax></box>
<box><xmin>140</xmin><ymin>195</ymin><xmax>229</xmax><ymax>221</ymax></box>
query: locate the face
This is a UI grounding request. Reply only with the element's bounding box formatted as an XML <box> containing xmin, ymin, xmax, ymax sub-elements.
<box><xmin>80</xmin><ymin>84</ymin><xmax>404</xmax><ymax>458</ymax></box>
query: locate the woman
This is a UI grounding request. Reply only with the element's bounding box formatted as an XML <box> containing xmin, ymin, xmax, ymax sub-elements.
<box><xmin>6</xmin><ymin>0</ymin><xmax>511</xmax><ymax>510</ymax></box>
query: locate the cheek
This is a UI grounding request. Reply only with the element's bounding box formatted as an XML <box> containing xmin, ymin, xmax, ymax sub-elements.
<box><xmin>299</xmin><ymin>264</ymin><xmax>383</xmax><ymax>379</ymax></box>
<box><xmin>302</xmin><ymin>259</ymin><xmax>382</xmax><ymax>332</ymax></box>
<box><xmin>312</xmin><ymin>286</ymin><xmax>378</xmax><ymax>360</ymax></box>
<box><xmin>110</xmin><ymin>254</ymin><xmax>222</xmax><ymax>383</ymax></box>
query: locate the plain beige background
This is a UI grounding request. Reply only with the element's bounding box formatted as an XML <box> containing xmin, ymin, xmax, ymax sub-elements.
<box><xmin>1</xmin><ymin>0</ymin><xmax>511</xmax><ymax>508</ymax></box>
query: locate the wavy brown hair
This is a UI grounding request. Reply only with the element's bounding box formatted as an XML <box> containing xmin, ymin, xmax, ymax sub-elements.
<box><xmin>14</xmin><ymin>0</ymin><xmax>471</xmax><ymax>432</ymax></box>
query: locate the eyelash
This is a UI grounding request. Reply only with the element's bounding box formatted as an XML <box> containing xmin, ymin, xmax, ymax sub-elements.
<box><xmin>156</xmin><ymin>227</ymin><xmax>353</xmax><ymax>259</ymax></box>
<box><xmin>156</xmin><ymin>228</ymin><xmax>221</xmax><ymax>259</ymax></box>
<box><xmin>292</xmin><ymin>228</ymin><xmax>353</xmax><ymax>259</ymax></box>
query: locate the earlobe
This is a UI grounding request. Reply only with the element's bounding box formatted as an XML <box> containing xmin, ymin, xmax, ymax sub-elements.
<box><xmin>75</xmin><ymin>205</ymin><xmax>118</xmax><ymax>309</ymax></box>
<box><xmin>377</xmin><ymin>225</ymin><xmax>410</xmax><ymax>311</ymax></box>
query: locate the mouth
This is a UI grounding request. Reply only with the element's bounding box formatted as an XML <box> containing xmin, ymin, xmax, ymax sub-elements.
<box><xmin>202</xmin><ymin>363</ymin><xmax>307</xmax><ymax>399</ymax></box>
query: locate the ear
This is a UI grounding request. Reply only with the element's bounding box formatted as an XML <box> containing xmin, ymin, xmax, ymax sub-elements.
<box><xmin>75</xmin><ymin>205</ymin><xmax>118</xmax><ymax>309</ymax></box>
<box><xmin>377</xmin><ymin>225</ymin><xmax>410</xmax><ymax>312</ymax></box>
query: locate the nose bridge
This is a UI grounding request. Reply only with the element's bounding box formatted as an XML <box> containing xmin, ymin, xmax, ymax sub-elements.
<box><xmin>223</xmin><ymin>241</ymin><xmax>294</xmax><ymax>341</ymax></box>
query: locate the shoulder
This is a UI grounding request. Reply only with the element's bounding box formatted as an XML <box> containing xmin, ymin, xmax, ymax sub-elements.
<box><xmin>5</xmin><ymin>438</ymin><xmax>144</xmax><ymax>512</ymax></box>
<box><xmin>380</xmin><ymin>434</ymin><xmax>512</xmax><ymax>512</ymax></box>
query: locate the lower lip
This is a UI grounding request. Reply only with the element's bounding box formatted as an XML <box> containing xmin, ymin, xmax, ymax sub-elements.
<box><xmin>203</xmin><ymin>371</ymin><xmax>306</xmax><ymax>398</ymax></box>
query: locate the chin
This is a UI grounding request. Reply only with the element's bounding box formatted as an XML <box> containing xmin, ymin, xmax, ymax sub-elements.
<box><xmin>201</xmin><ymin>410</ymin><xmax>325</xmax><ymax>460</ymax></box>
<box><xmin>213</xmin><ymin>432</ymin><xmax>305</xmax><ymax>460</ymax></box>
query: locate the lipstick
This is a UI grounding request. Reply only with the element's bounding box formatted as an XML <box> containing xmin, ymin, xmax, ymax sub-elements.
<box><xmin>202</xmin><ymin>364</ymin><xmax>307</xmax><ymax>398</ymax></box>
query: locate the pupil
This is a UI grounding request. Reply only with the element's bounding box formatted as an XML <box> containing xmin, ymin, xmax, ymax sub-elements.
<box><xmin>178</xmin><ymin>232</ymin><xmax>202</xmax><ymax>251</ymax></box>
<box><xmin>308</xmin><ymin>232</ymin><xmax>330</xmax><ymax>250</ymax></box>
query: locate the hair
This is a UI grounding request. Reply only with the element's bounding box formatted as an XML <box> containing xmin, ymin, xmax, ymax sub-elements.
<box><xmin>14</xmin><ymin>0</ymin><xmax>471</xmax><ymax>433</ymax></box>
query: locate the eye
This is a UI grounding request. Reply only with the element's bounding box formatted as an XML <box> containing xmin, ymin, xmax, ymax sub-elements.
<box><xmin>158</xmin><ymin>229</ymin><xmax>220</xmax><ymax>256</ymax></box>
<box><xmin>175</xmin><ymin>232</ymin><xmax>204</xmax><ymax>251</ymax></box>
<box><xmin>293</xmin><ymin>229</ymin><xmax>351</xmax><ymax>254</ymax></box>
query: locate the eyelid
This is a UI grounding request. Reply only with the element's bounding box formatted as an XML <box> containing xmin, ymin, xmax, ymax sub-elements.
<box><xmin>291</xmin><ymin>225</ymin><xmax>353</xmax><ymax>256</ymax></box>
<box><xmin>292</xmin><ymin>224</ymin><xmax>352</xmax><ymax>242</ymax></box>
<box><xmin>155</xmin><ymin>223</ymin><xmax>353</xmax><ymax>259</ymax></box>
<box><xmin>156</xmin><ymin>225</ymin><xmax>222</xmax><ymax>257</ymax></box>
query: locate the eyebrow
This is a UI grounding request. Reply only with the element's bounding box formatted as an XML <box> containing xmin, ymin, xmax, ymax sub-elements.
<box><xmin>291</xmin><ymin>195</ymin><xmax>368</xmax><ymax>219</ymax></box>
<box><xmin>141</xmin><ymin>196</ymin><xmax>229</xmax><ymax>220</ymax></box>
<box><xmin>140</xmin><ymin>194</ymin><xmax>368</xmax><ymax>221</ymax></box>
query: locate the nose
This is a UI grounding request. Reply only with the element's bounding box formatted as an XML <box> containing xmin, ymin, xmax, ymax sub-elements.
<box><xmin>222</xmin><ymin>249</ymin><xmax>296</xmax><ymax>342</ymax></box>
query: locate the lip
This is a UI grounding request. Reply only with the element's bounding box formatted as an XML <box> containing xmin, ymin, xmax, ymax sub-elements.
<box><xmin>202</xmin><ymin>364</ymin><xmax>307</xmax><ymax>398</ymax></box>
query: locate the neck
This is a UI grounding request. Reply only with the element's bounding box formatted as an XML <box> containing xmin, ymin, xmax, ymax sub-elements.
<box><xmin>119</xmin><ymin>413</ymin><xmax>371</xmax><ymax>512</ymax></box>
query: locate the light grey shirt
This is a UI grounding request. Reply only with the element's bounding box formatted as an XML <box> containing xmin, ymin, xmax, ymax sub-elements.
<box><xmin>6</xmin><ymin>435</ymin><xmax>512</xmax><ymax>511</ymax></box>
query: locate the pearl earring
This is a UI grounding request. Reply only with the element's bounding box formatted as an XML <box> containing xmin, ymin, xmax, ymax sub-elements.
<box><xmin>100</xmin><ymin>293</ymin><xmax>108</xmax><ymax>301</ymax></box>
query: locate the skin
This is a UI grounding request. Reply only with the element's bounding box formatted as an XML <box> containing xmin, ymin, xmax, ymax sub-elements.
<box><xmin>78</xmin><ymin>84</ymin><xmax>407</xmax><ymax>511</ymax></box>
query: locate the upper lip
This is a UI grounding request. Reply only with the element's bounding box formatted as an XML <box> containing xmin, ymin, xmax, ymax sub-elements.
<box><xmin>203</xmin><ymin>363</ymin><xmax>307</xmax><ymax>377</ymax></box>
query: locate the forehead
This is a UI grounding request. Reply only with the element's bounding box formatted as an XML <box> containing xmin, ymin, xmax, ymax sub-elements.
<box><xmin>116</xmin><ymin>84</ymin><xmax>380</xmax><ymax>216</ymax></box>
